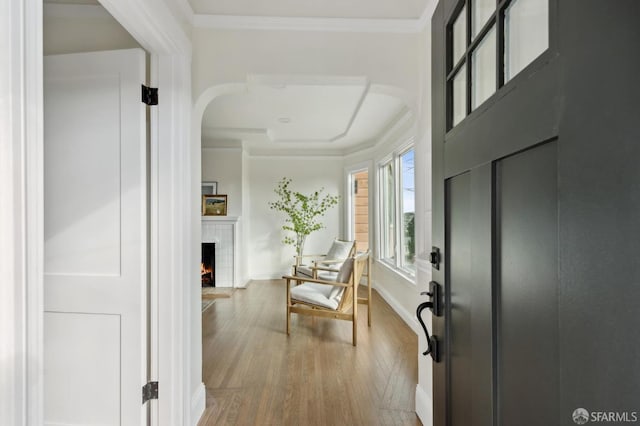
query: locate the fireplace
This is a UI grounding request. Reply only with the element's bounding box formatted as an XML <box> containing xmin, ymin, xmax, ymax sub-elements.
<box><xmin>201</xmin><ymin>243</ymin><xmax>215</xmax><ymax>287</ymax></box>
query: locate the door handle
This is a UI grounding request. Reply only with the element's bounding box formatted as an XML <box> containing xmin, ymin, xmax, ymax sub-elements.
<box><xmin>417</xmin><ymin>281</ymin><xmax>442</xmax><ymax>362</ymax></box>
<box><xmin>417</xmin><ymin>301</ymin><xmax>440</xmax><ymax>362</ymax></box>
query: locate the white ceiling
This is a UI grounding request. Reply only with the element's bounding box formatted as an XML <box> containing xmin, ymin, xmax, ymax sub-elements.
<box><xmin>190</xmin><ymin>1</ymin><xmax>425</xmax><ymax>155</ymax></box>
<box><xmin>201</xmin><ymin>76</ymin><xmax>410</xmax><ymax>155</ymax></box>
<box><xmin>43</xmin><ymin>0</ymin><xmax>419</xmax><ymax>155</ymax></box>
<box><xmin>187</xmin><ymin>0</ymin><xmax>428</xmax><ymax>20</ymax></box>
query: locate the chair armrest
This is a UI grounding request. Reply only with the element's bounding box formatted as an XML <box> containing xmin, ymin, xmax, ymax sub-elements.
<box><xmin>294</xmin><ymin>253</ymin><xmax>328</xmax><ymax>259</ymax></box>
<box><xmin>294</xmin><ymin>253</ymin><xmax>328</xmax><ymax>266</ymax></box>
<box><xmin>282</xmin><ymin>275</ymin><xmax>350</xmax><ymax>288</ymax></box>
<box><xmin>310</xmin><ymin>265</ymin><xmax>340</xmax><ymax>273</ymax></box>
<box><xmin>313</xmin><ymin>258</ymin><xmax>344</xmax><ymax>265</ymax></box>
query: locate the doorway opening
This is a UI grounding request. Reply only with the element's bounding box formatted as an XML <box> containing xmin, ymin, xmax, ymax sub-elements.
<box><xmin>349</xmin><ymin>169</ymin><xmax>370</xmax><ymax>252</ymax></box>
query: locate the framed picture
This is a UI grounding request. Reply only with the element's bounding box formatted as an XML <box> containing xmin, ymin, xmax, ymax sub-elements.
<box><xmin>201</xmin><ymin>181</ymin><xmax>218</xmax><ymax>196</ymax></box>
<box><xmin>202</xmin><ymin>194</ymin><xmax>227</xmax><ymax>216</ymax></box>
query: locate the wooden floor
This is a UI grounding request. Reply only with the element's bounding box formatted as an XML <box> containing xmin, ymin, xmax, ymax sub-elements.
<box><xmin>199</xmin><ymin>280</ymin><xmax>421</xmax><ymax>426</ymax></box>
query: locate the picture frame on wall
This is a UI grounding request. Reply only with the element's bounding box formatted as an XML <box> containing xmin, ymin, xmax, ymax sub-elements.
<box><xmin>201</xmin><ymin>181</ymin><xmax>218</xmax><ymax>196</ymax></box>
<box><xmin>202</xmin><ymin>194</ymin><xmax>228</xmax><ymax>216</ymax></box>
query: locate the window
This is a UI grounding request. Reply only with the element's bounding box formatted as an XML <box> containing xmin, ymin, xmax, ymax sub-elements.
<box><xmin>378</xmin><ymin>146</ymin><xmax>415</xmax><ymax>276</ymax></box>
<box><xmin>447</xmin><ymin>0</ymin><xmax>549</xmax><ymax>129</ymax></box>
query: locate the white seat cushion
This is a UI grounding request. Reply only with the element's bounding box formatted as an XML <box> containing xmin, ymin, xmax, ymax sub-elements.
<box><xmin>322</xmin><ymin>239</ymin><xmax>354</xmax><ymax>269</ymax></box>
<box><xmin>291</xmin><ymin>257</ymin><xmax>354</xmax><ymax>309</ymax></box>
<box><xmin>290</xmin><ymin>283</ymin><xmax>340</xmax><ymax>310</ymax></box>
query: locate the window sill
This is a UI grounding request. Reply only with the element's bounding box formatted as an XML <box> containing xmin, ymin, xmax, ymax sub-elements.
<box><xmin>376</xmin><ymin>259</ymin><xmax>416</xmax><ymax>287</ymax></box>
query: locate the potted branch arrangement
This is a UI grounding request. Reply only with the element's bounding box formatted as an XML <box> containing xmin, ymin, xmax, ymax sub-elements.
<box><xmin>268</xmin><ymin>177</ymin><xmax>339</xmax><ymax>259</ymax></box>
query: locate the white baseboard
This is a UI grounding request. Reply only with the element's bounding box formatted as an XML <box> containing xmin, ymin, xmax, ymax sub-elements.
<box><xmin>190</xmin><ymin>382</ymin><xmax>206</xmax><ymax>426</ymax></box>
<box><xmin>415</xmin><ymin>384</ymin><xmax>433</xmax><ymax>426</ymax></box>
<box><xmin>251</xmin><ymin>273</ymin><xmax>287</xmax><ymax>280</ymax></box>
<box><xmin>373</xmin><ymin>281</ymin><xmax>420</xmax><ymax>334</ymax></box>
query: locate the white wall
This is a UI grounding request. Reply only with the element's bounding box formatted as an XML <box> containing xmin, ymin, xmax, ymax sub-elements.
<box><xmin>201</xmin><ymin>147</ymin><xmax>243</xmax><ymax>216</ymax></box>
<box><xmin>246</xmin><ymin>155</ymin><xmax>344</xmax><ymax>279</ymax></box>
<box><xmin>192</xmin><ymin>28</ymin><xmax>420</xmax><ymax>101</ymax></box>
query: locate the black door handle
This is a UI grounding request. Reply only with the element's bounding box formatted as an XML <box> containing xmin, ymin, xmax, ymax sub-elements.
<box><xmin>417</xmin><ymin>302</ymin><xmax>440</xmax><ymax>362</ymax></box>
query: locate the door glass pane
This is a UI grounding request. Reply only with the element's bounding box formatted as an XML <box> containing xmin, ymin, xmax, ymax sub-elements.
<box><xmin>472</xmin><ymin>26</ymin><xmax>497</xmax><ymax>109</ymax></box>
<box><xmin>472</xmin><ymin>0</ymin><xmax>494</xmax><ymax>38</ymax></box>
<box><xmin>504</xmin><ymin>0</ymin><xmax>549</xmax><ymax>82</ymax></box>
<box><xmin>452</xmin><ymin>5</ymin><xmax>467</xmax><ymax>65</ymax></box>
<box><xmin>452</xmin><ymin>64</ymin><xmax>467</xmax><ymax>127</ymax></box>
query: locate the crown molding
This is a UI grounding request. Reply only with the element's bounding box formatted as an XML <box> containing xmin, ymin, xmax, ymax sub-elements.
<box><xmin>44</xmin><ymin>3</ymin><xmax>111</xmax><ymax>19</ymax></box>
<box><xmin>193</xmin><ymin>14</ymin><xmax>425</xmax><ymax>34</ymax></box>
<box><xmin>175</xmin><ymin>0</ymin><xmax>195</xmax><ymax>25</ymax></box>
<box><xmin>100</xmin><ymin>0</ymin><xmax>191</xmax><ymax>55</ymax></box>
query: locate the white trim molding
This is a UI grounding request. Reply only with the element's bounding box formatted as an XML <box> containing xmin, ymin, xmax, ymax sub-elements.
<box><xmin>372</xmin><ymin>280</ymin><xmax>419</xmax><ymax>335</ymax></box>
<box><xmin>1</xmin><ymin>0</ymin><xmax>44</xmax><ymax>425</ymax></box>
<box><xmin>194</xmin><ymin>14</ymin><xmax>426</xmax><ymax>34</ymax></box>
<box><xmin>190</xmin><ymin>382</ymin><xmax>206</xmax><ymax>426</ymax></box>
<box><xmin>415</xmin><ymin>383</ymin><xmax>433</xmax><ymax>426</ymax></box>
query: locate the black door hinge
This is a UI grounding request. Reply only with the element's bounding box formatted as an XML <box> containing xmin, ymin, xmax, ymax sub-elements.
<box><xmin>141</xmin><ymin>85</ymin><xmax>158</xmax><ymax>105</ymax></box>
<box><xmin>142</xmin><ymin>381</ymin><xmax>158</xmax><ymax>404</ymax></box>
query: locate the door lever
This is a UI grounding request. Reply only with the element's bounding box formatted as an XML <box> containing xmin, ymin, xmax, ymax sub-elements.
<box><xmin>417</xmin><ymin>301</ymin><xmax>440</xmax><ymax>362</ymax></box>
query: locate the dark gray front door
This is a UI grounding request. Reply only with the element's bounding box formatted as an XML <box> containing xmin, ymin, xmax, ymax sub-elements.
<box><xmin>431</xmin><ymin>1</ymin><xmax>640</xmax><ymax>425</ymax></box>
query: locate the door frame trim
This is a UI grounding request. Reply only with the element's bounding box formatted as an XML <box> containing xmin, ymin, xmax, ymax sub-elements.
<box><xmin>1</xmin><ymin>1</ymin><xmax>193</xmax><ymax>425</ymax></box>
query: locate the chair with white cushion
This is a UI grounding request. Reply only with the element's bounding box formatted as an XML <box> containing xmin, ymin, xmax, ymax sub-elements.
<box><xmin>292</xmin><ymin>238</ymin><xmax>356</xmax><ymax>281</ymax></box>
<box><xmin>284</xmin><ymin>250</ymin><xmax>370</xmax><ymax>346</ymax></box>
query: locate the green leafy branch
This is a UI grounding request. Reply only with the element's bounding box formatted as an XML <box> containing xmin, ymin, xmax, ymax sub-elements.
<box><xmin>268</xmin><ymin>177</ymin><xmax>339</xmax><ymax>247</ymax></box>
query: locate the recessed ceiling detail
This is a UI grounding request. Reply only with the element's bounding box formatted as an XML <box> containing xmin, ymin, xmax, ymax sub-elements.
<box><xmin>201</xmin><ymin>75</ymin><xmax>412</xmax><ymax>155</ymax></box>
<box><xmin>187</xmin><ymin>0</ymin><xmax>428</xmax><ymax>20</ymax></box>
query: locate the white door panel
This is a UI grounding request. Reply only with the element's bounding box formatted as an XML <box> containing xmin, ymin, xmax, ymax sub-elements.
<box><xmin>44</xmin><ymin>49</ymin><xmax>147</xmax><ymax>426</ymax></box>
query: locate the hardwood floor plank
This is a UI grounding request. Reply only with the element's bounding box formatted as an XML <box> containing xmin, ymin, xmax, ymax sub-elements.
<box><xmin>199</xmin><ymin>279</ymin><xmax>422</xmax><ymax>426</ymax></box>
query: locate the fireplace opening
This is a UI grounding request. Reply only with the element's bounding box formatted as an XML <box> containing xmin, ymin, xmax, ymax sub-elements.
<box><xmin>201</xmin><ymin>243</ymin><xmax>215</xmax><ymax>287</ymax></box>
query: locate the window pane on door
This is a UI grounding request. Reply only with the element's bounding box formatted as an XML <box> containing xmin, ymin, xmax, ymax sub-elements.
<box><xmin>472</xmin><ymin>0</ymin><xmax>494</xmax><ymax>38</ymax></box>
<box><xmin>472</xmin><ymin>26</ymin><xmax>497</xmax><ymax>109</ymax></box>
<box><xmin>452</xmin><ymin>64</ymin><xmax>467</xmax><ymax>126</ymax></box>
<box><xmin>504</xmin><ymin>0</ymin><xmax>549</xmax><ymax>82</ymax></box>
<box><xmin>452</xmin><ymin>6</ymin><xmax>467</xmax><ymax>65</ymax></box>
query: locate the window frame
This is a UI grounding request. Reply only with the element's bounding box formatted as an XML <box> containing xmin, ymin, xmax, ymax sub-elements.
<box><xmin>446</xmin><ymin>0</ymin><xmax>551</xmax><ymax>131</ymax></box>
<box><xmin>377</xmin><ymin>143</ymin><xmax>416</xmax><ymax>278</ymax></box>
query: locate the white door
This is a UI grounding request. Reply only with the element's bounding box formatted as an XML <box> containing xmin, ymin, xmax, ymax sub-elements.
<box><xmin>44</xmin><ymin>49</ymin><xmax>148</xmax><ymax>425</ymax></box>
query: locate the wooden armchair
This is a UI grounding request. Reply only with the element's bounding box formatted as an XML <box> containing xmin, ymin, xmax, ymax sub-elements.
<box><xmin>284</xmin><ymin>250</ymin><xmax>371</xmax><ymax>346</ymax></box>
<box><xmin>292</xmin><ymin>238</ymin><xmax>356</xmax><ymax>281</ymax></box>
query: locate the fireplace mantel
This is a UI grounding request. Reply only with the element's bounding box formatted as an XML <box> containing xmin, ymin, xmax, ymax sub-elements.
<box><xmin>201</xmin><ymin>215</ymin><xmax>239</xmax><ymax>223</ymax></box>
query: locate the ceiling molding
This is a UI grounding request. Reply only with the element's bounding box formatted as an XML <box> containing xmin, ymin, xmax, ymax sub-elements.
<box><xmin>371</xmin><ymin>107</ymin><xmax>415</xmax><ymax>151</ymax></box>
<box><xmin>175</xmin><ymin>0</ymin><xmax>195</xmax><ymax>25</ymax></box>
<box><xmin>193</xmin><ymin>14</ymin><xmax>425</xmax><ymax>33</ymax></box>
<box><xmin>44</xmin><ymin>3</ymin><xmax>111</xmax><ymax>19</ymax></box>
<box><xmin>100</xmin><ymin>0</ymin><xmax>192</xmax><ymax>55</ymax></box>
<box><xmin>245</xmin><ymin>147</ymin><xmax>346</xmax><ymax>157</ymax></box>
<box><xmin>247</xmin><ymin>74</ymin><xmax>368</xmax><ymax>87</ymax></box>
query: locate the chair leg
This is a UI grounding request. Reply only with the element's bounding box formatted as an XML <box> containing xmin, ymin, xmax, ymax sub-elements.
<box><xmin>352</xmin><ymin>317</ymin><xmax>357</xmax><ymax>346</ymax></box>
<box><xmin>286</xmin><ymin>279</ymin><xmax>291</xmax><ymax>336</ymax></box>
<box><xmin>367</xmin><ymin>288</ymin><xmax>372</xmax><ymax>327</ymax></box>
<box><xmin>286</xmin><ymin>305</ymin><xmax>290</xmax><ymax>336</ymax></box>
<box><xmin>353</xmin><ymin>292</ymin><xmax>358</xmax><ymax>346</ymax></box>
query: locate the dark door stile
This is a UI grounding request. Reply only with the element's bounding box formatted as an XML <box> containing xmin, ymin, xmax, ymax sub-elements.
<box><xmin>431</xmin><ymin>1</ymin><xmax>640</xmax><ymax>426</ymax></box>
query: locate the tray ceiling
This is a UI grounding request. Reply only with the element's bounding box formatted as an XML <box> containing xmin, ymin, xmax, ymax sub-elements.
<box><xmin>187</xmin><ymin>0</ymin><xmax>428</xmax><ymax>20</ymax></box>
